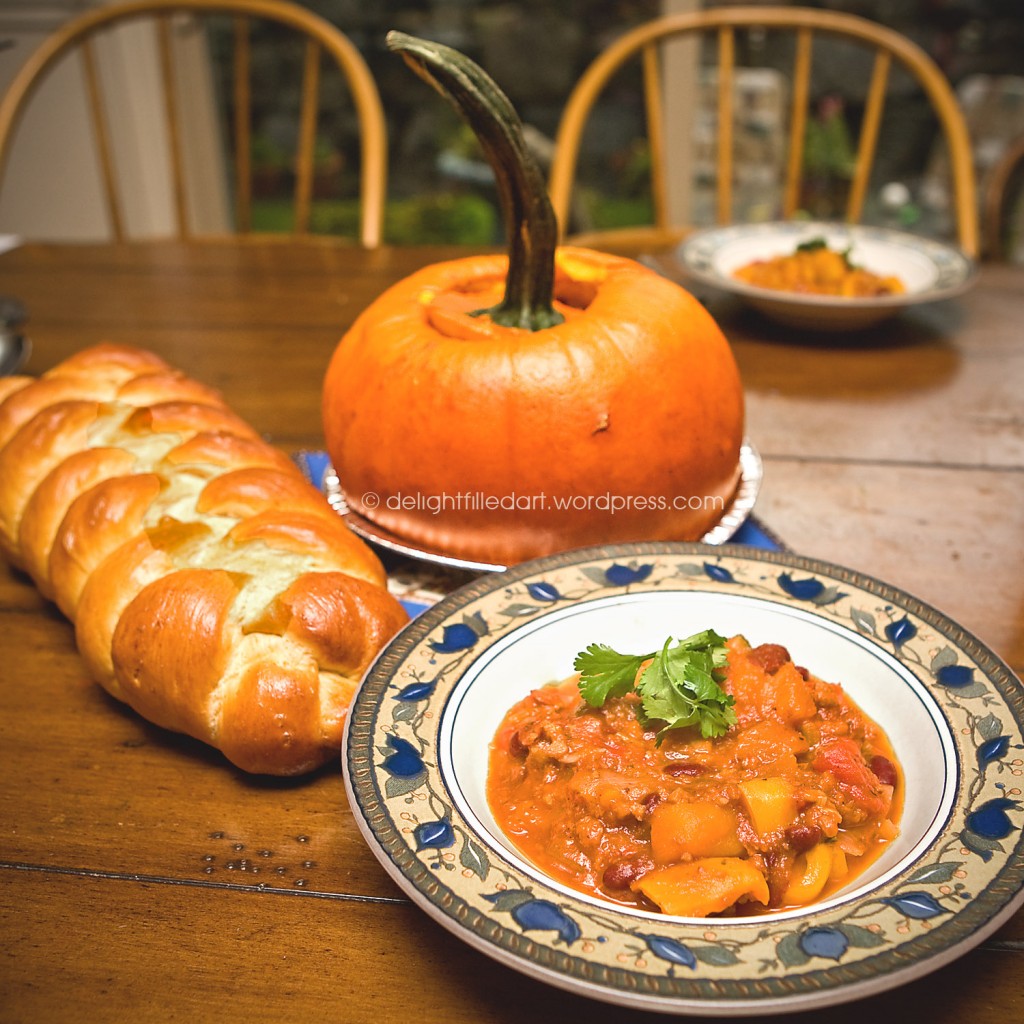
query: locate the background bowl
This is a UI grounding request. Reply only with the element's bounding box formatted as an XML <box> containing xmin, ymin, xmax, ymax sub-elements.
<box><xmin>675</xmin><ymin>221</ymin><xmax>976</xmax><ymax>331</ymax></box>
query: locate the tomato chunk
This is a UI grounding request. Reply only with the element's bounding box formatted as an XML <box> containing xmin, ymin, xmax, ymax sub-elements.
<box><xmin>812</xmin><ymin>737</ymin><xmax>890</xmax><ymax>821</ymax></box>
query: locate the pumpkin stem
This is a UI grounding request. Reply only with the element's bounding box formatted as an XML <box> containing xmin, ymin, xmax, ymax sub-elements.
<box><xmin>386</xmin><ymin>31</ymin><xmax>564</xmax><ymax>331</ymax></box>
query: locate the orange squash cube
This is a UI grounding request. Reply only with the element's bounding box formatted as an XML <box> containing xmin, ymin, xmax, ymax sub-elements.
<box><xmin>782</xmin><ymin>843</ymin><xmax>833</xmax><ymax>906</ymax></box>
<box><xmin>738</xmin><ymin>777</ymin><xmax>799</xmax><ymax>838</ymax></box>
<box><xmin>649</xmin><ymin>801</ymin><xmax>744</xmax><ymax>863</ymax></box>
<box><xmin>634</xmin><ymin>857</ymin><xmax>770</xmax><ymax>916</ymax></box>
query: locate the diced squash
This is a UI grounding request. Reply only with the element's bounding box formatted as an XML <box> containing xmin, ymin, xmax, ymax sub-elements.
<box><xmin>721</xmin><ymin>659</ymin><xmax>764</xmax><ymax>723</ymax></box>
<box><xmin>782</xmin><ymin>843</ymin><xmax>833</xmax><ymax>906</ymax></box>
<box><xmin>649</xmin><ymin>801</ymin><xmax>744</xmax><ymax>863</ymax></box>
<box><xmin>596</xmin><ymin>782</ymin><xmax>639</xmax><ymax>821</ymax></box>
<box><xmin>769</xmin><ymin>663</ymin><xmax>818</xmax><ymax>724</ymax></box>
<box><xmin>732</xmin><ymin>719</ymin><xmax>809</xmax><ymax>774</ymax></box>
<box><xmin>634</xmin><ymin>857</ymin><xmax>770</xmax><ymax>917</ymax></box>
<box><xmin>739</xmin><ymin>777</ymin><xmax>799</xmax><ymax>838</ymax></box>
<box><xmin>726</xmin><ymin>652</ymin><xmax>817</xmax><ymax>727</ymax></box>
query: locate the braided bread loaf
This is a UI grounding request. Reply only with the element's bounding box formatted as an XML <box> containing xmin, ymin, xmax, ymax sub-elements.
<box><xmin>0</xmin><ymin>344</ymin><xmax>408</xmax><ymax>775</ymax></box>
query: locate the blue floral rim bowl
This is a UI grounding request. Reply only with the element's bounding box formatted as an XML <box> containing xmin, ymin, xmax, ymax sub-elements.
<box><xmin>675</xmin><ymin>221</ymin><xmax>977</xmax><ymax>332</ymax></box>
<box><xmin>342</xmin><ymin>542</ymin><xmax>1024</xmax><ymax>1016</ymax></box>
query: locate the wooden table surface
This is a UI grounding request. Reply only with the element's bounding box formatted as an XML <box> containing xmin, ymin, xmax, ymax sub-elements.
<box><xmin>1</xmin><ymin>240</ymin><xmax>1021</xmax><ymax>1023</ymax></box>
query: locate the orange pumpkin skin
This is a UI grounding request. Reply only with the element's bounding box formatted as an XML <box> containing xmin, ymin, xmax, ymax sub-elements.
<box><xmin>322</xmin><ymin>246</ymin><xmax>744</xmax><ymax>566</ymax></box>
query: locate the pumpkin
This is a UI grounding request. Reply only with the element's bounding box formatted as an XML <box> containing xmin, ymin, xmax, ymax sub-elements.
<box><xmin>322</xmin><ymin>32</ymin><xmax>744</xmax><ymax>567</ymax></box>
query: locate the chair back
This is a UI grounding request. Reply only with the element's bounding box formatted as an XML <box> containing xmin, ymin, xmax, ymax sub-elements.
<box><xmin>548</xmin><ymin>6</ymin><xmax>978</xmax><ymax>257</ymax></box>
<box><xmin>0</xmin><ymin>0</ymin><xmax>386</xmax><ymax>245</ymax></box>
<box><xmin>982</xmin><ymin>135</ymin><xmax>1024</xmax><ymax>261</ymax></box>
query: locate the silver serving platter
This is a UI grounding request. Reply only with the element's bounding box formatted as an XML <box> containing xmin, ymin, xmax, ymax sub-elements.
<box><xmin>323</xmin><ymin>440</ymin><xmax>763</xmax><ymax>573</ymax></box>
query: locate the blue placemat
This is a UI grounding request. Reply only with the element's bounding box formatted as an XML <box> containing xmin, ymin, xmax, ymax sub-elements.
<box><xmin>294</xmin><ymin>450</ymin><xmax>783</xmax><ymax>617</ymax></box>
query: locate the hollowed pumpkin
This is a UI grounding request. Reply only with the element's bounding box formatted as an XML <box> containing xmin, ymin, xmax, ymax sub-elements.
<box><xmin>322</xmin><ymin>33</ymin><xmax>744</xmax><ymax>567</ymax></box>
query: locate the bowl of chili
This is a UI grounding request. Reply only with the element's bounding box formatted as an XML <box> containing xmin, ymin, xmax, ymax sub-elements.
<box><xmin>344</xmin><ymin>542</ymin><xmax>1024</xmax><ymax>1015</ymax></box>
<box><xmin>674</xmin><ymin>221</ymin><xmax>976</xmax><ymax>332</ymax></box>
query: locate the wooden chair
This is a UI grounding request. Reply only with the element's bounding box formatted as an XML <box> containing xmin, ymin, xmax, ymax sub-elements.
<box><xmin>548</xmin><ymin>6</ymin><xmax>979</xmax><ymax>257</ymax></box>
<box><xmin>0</xmin><ymin>0</ymin><xmax>387</xmax><ymax>246</ymax></box>
<box><xmin>982</xmin><ymin>135</ymin><xmax>1024</xmax><ymax>261</ymax></box>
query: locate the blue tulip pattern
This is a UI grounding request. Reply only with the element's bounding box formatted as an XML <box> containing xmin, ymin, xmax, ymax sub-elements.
<box><xmin>380</xmin><ymin>734</ymin><xmax>426</xmax><ymax>799</ymax></box>
<box><xmin>927</xmin><ymin>646</ymin><xmax>990</xmax><ymax>698</ymax></box>
<box><xmin>703</xmin><ymin>562</ymin><xmax>734</xmax><ymax>583</ymax></box>
<box><xmin>967</xmin><ymin>796</ymin><xmax>1018</xmax><ymax>839</ymax></box>
<box><xmin>414</xmin><ymin>819</ymin><xmax>455</xmax><ymax>850</ymax></box>
<box><xmin>776</xmin><ymin>922</ymin><xmax>884</xmax><ymax>967</ymax></box>
<box><xmin>382</xmin><ymin>735</ymin><xmax>424</xmax><ymax>778</ymax></box>
<box><xmin>978</xmin><ymin>735</ymin><xmax>1011</xmax><ymax>768</ymax></box>
<box><xmin>936</xmin><ymin>664</ymin><xmax>975</xmax><ymax>688</ymax></box>
<box><xmin>881</xmin><ymin>892</ymin><xmax>948</xmax><ymax>920</ymax></box>
<box><xmin>884</xmin><ymin>616</ymin><xmax>917</xmax><ymax>648</ymax></box>
<box><xmin>429</xmin><ymin>622</ymin><xmax>480</xmax><ymax>653</ymax></box>
<box><xmin>526</xmin><ymin>581</ymin><xmax>561</xmax><ymax>602</ymax></box>
<box><xmin>641</xmin><ymin>934</ymin><xmax>697</xmax><ymax>970</ymax></box>
<box><xmin>393</xmin><ymin>679</ymin><xmax>437</xmax><ymax>702</ymax></box>
<box><xmin>777</xmin><ymin>573</ymin><xmax>845</xmax><ymax>605</ymax></box>
<box><xmin>961</xmin><ymin>793</ymin><xmax>1020</xmax><ymax>861</ymax></box>
<box><xmin>483</xmin><ymin>889</ymin><xmax>581</xmax><ymax>945</ymax></box>
<box><xmin>604</xmin><ymin>562</ymin><xmax>653</xmax><ymax>586</ymax></box>
<box><xmin>799</xmin><ymin>927</ymin><xmax>849</xmax><ymax>961</ymax></box>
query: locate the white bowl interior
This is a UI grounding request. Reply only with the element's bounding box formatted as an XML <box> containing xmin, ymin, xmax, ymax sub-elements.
<box><xmin>710</xmin><ymin>230</ymin><xmax>939</xmax><ymax>294</ymax></box>
<box><xmin>439</xmin><ymin>590</ymin><xmax>956</xmax><ymax>922</ymax></box>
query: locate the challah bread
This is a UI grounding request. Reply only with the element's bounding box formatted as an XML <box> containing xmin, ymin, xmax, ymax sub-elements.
<box><xmin>0</xmin><ymin>343</ymin><xmax>408</xmax><ymax>775</ymax></box>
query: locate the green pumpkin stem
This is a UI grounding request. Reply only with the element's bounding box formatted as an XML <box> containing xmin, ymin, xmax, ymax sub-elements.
<box><xmin>386</xmin><ymin>31</ymin><xmax>564</xmax><ymax>331</ymax></box>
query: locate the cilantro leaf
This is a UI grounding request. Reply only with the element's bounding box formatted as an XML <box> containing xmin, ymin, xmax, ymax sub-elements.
<box><xmin>575</xmin><ymin>630</ymin><xmax>736</xmax><ymax>741</ymax></box>
<box><xmin>574</xmin><ymin>643</ymin><xmax>648</xmax><ymax>707</ymax></box>
<box><xmin>795</xmin><ymin>235</ymin><xmax>856</xmax><ymax>269</ymax></box>
<box><xmin>796</xmin><ymin>236</ymin><xmax>828</xmax><ymax>253</ymax></box>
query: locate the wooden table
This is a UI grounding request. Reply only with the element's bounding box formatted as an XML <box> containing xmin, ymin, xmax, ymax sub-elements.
<box><xmin>1</xmin><ymin>241</ymin><xmax>1021</xmax><ymax>1023</ymax></box>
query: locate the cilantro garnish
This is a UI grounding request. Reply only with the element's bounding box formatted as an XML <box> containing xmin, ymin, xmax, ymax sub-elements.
<box><xmin>796</xmin><ymin>236</ymin><xmax>828</xmax><ymax>253</ymax></box>
<box><xmin>574</xmin><ymin>629</ymin><xmax>736</xmax><ymax>741</ymax></box>
<box><xmin>796</xmin><ymin>235</ymin><xmax>855</xmax><ymax>268</ymax></box>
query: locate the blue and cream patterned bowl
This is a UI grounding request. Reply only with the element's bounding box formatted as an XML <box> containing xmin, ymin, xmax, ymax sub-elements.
<box><xmin>675</xmin><ymin>222</ymin><xmax>976</xmax><ymax>331</ymax></box>
<box><xmin>343</xmin><ymin>542</ymin><xmax>1024</xmax><ymax>1015</ymax></box>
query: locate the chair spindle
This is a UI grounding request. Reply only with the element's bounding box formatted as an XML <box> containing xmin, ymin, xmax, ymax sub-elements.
<box><xmin>82</xmin><ymin>37</ymin><xmax>126</xmax><ymax>241</ymax></box>
<box><xmin>783</xmin><ymin>27</ymin><xmax>813</xmax><ymax>219</ymax></box>
<box><xmin>848</xmin><ymin>49</ymin><xmax>891</xmax><ymax>223</ymax></box>
<box><xmin>294</xmin><ymin>38</ymin><xmax>321</xmax><ymax>235</ymax></box>
<box><xmin>716</xmin><ymin>26</ymin><xmax>735</xmax><ymax>225</ymax></box>
<box><xmin>158</xmin><ymin>13</ymin><xmax>189</xmax><ymax>237</ymax></box>
<box><xmin>642</xmin><ymin>43</ymin><xmax>669</xmax><ymax>233</ymax></box>
<box><xmin>232</xmin><ymin>15</ymin><xmax>252</xmax><ymax>233</ymax></box>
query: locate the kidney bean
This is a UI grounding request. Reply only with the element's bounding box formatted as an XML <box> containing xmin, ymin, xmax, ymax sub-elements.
<box><xmin>785</xmin><ymin>824</ymin><xmax>822</xmax><ymax>852</ymax></box>
<box><xmin>870</xmin><ymin>755</ymin><xmax>898</xmax><ymax>787</ymax></box>
<box><xmin>603</xmin><ymin>856</ymin><xmax>653</xmax><ymax>890</ymax></box>
<box><xmin>642</xmin><ymin>792</ymin><xmax>663</xmax><ymax>816</ymax></box>
<box><xmin>747</xmin><ymin>643</ymin><xmax>791</xmax><ymax>675</ymax></box>
<box><xmin>508</xmin><ymin>731</ymin><xmax>529</xmax><ymax>759</ymax></box>
<box><xmin>663</xmin><ymin>762</ymin><xmax>705</xmax><ymax>777</ymax></box>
